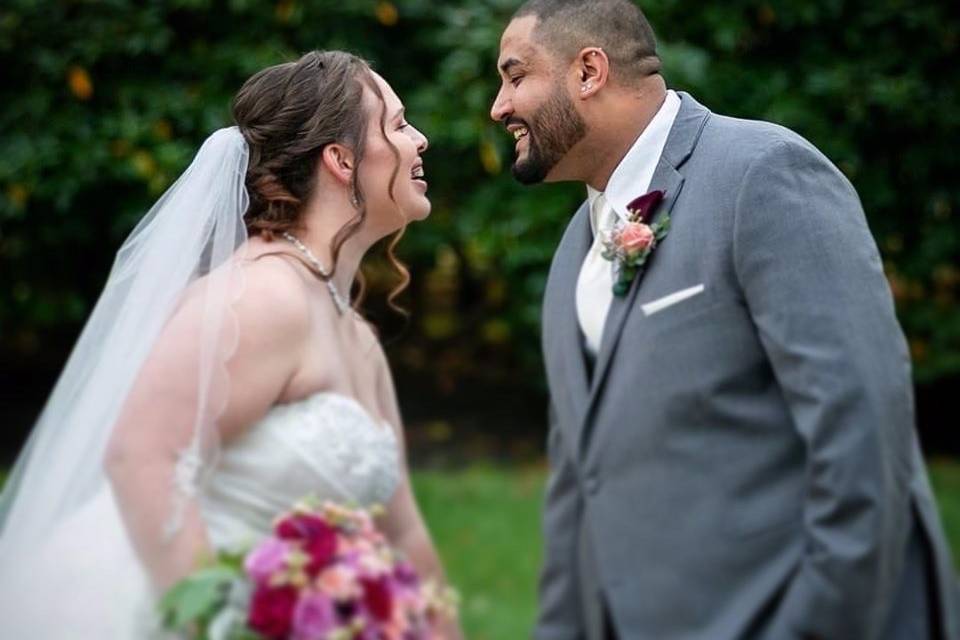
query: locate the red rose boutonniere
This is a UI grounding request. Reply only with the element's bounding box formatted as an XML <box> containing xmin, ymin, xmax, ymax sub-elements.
<box><xmin>600</xmin><ymin>190</ymin><xmax>669</xmax><ymax>296</ymax></box>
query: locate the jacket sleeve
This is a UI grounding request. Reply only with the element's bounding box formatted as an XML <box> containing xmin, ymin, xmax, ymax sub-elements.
<box><xmin>732</xmin><ymin>137</ymin><xmax>915</xmax><ymax>639</ymax></box>
<box><xmin>534</xmin><ymin>399</ymin><xmax>586</xmax><ymax>640</ymax></box>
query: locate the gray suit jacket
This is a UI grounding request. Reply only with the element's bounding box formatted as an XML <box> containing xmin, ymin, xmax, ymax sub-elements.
<box><xmin>536</xmin><ymin>92</ymin><xmax>959</xmax><ymax>640</ymax></box>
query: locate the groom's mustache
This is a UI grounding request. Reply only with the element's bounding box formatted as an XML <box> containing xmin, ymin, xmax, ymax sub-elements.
<box><xmin>503</xmin><ymin>117</ymin><xmax>530</xmax><ymax>131</ymax></box>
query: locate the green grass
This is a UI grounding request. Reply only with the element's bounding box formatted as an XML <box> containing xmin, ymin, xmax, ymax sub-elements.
<box><xmin>416</xmin><ymin>460</ymin><xmax>960</xmax><ymax>640</ymax></box>
<box><xmin>929</xmin><ymin>459</ymin><xmax>960</xmax><ymax>559</ymax></box>
<box><xmin>412</xmin><ymin>466</ymin><xmax>546</xmax><ymax>640</ymax></box>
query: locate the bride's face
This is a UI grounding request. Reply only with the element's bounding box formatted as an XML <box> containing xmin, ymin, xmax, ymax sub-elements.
<box><xmin>356</xmin><ymin>72</ymin><xmax>430</xmax><ymax>232</ymax></box>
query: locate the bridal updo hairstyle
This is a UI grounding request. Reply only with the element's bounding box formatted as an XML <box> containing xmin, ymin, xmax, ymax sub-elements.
<box><xmin>232</xmin><ymin>50</ymin><xmax>410</xmax><ymax>310</ymax></box>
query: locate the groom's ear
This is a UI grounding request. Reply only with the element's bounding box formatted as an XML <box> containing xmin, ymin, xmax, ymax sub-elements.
<box><xmin>574</xmin><ymin>47</ymin><xmax>608</xmax><ymax>99</ymax></box>
<box><xmin>320</xmin><ymin>144</ymin><xmax>356</xmax><ymax>186</ymax></box>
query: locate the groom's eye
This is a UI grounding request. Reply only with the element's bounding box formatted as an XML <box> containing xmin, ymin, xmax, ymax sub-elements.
<box><xmin>510</xmin><ymin>76</ymin><xmax>523</xmax><ymax>87</ymax></box>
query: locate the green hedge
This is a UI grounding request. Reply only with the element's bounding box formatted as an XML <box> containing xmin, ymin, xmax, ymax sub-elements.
<box><xmin>2</xmin><ymin>0</ymin><xmax>958</xmax><ymax>386</ymax></box>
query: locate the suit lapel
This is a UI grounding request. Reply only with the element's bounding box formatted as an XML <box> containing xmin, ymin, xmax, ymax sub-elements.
<box><xmin>577</xmin><ymin>92</ymin><xmax>712</xmax><ymax>450</ymax></box>
<box><xmin>541</xmin><ymin>198</ymin><xmax>592</xmax><ymax>444</ymax></box>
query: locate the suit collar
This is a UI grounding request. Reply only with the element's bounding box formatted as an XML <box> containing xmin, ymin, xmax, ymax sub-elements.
<box><xmin>660</xmin><ymin>91</ymin><xmax>711</xmax><ymax>170</ymax></box>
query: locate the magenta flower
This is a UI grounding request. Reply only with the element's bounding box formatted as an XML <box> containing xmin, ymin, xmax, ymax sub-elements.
<box><xmin>292</xmin><ymin>592</ymin><xmax>338</xmax><ymax>640</ymax></box>
<box><xmin>245</xmin><ymin>538</ymin><xmax>293</xmax><ymax>583</ymax></box>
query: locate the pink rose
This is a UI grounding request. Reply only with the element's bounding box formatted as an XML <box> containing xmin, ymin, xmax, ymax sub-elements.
<box><xmin>245</xmin><ymin>538</ymin><xmax>293</xmax><ymax>583</ymax></box>
<box><xmin>316</xmin><ymin>564</ymin><xmax>362</xmax><ymax>602</ymax></box>
<box><xmin>618</xmin><ymin>222</ymin><xmax>654</xmax><ymax>254</ymax></box>
<box><xmin>292</xmin><ymin>592</ymin><xmax>338</xmax><ymax>640</ymax></box>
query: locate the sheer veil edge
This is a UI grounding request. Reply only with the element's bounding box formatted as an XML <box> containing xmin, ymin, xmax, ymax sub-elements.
<box><xmin>0</xmin><ymin>127</ymin><xmax>252</xmax><ymax>562</ymax></box>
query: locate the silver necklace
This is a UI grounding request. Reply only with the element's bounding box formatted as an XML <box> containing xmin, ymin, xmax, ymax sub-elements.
<box><xmin>281</xmin><ymin>232</ymin><xmax>351</xmax><ymax>314</ymax></box>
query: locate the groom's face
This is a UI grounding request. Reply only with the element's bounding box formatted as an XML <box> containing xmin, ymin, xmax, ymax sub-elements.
<box><xmin>491</xmin><ymin>17</ymin><xmax>587</xmax><ymax>184</ymax></box>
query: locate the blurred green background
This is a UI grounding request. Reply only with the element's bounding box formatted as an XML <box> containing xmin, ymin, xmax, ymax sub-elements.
<box><xmin>1</xmin><ymin>1</ymin><xmax>959</xmax><ymax>638</ymax></box>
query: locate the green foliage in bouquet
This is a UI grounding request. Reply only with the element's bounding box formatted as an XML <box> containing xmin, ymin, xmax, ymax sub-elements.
<box><xmin>2</xmin><ymin>0</ymin><xmax>958</xmax><ymax>388</ymax></box>
<box><xmin>159</xmin><ymin>552</ymin><xmax>258</xmax><ymax>640</ymax></box>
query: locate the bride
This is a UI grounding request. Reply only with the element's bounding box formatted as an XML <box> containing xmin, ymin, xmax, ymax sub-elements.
<box><xmin>0</xmin><ymin>50</ymin><xmax>462</xmax><ymax>638</ymax></box>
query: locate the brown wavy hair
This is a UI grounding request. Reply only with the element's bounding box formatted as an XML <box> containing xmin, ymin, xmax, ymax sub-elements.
<box><xmin>232</xmin><ymin>50</ymin><xmax>410</xmax><ymax>314</ymax></box>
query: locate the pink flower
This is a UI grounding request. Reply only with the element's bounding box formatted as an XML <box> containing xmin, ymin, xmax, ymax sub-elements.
<box><xmin>618</xmin><ymin>222</ymin><xmax>654</xmax><ymax>255</ymax></box>
<box><xmin>292</xmin><ymin>592</ymin><xmax>338</xmax><ymax>640</ymax></box>
<box><xmin>317</xmin><ymin>564</ymin><xmax>362</xmax><ymax>602</ymax></box>
<box><xmin>393</xmin><ymin>560</ymin><xmax>420</xmax><ymax>588</ymax></box>
<box><xmin>337</xmin><ymin>534</ymin><xmax>375</xmax><ymax>558</ymax></box>
<box><xmin>245</xmin><ymin>538</ymin><xmax>293</xmax><ymax>583</ymax></box>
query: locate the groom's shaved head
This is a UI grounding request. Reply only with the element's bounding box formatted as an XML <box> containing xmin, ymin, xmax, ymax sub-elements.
<box><xmin>513</xmin><ymin>0</ymin><xmax>661</xmax><ymax>85</ymax></box>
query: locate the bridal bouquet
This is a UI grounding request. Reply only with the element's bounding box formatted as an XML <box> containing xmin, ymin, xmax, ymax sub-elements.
<box><xmin>160</xmin><ymin>500</ymin><xmax>457</xmax><ymax>640</ymax></box>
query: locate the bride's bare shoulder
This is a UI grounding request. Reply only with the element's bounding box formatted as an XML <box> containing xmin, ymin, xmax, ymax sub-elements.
<box><xmin>231</xmin><ymin>249</ymin><xmax>313</xmax><ymax>342</ymax></box>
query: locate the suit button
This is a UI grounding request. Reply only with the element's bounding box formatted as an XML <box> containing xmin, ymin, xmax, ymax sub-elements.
<box><xmin>585</xmin><ymin>473</ymin><xmax>601</xmax><ymax>495</ymax></box>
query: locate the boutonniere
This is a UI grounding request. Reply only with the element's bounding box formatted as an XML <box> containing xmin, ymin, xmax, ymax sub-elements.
<box><xmin>600</xmin><ymin>190</ymin><xmax>670</xmax><ymax>296</ymax></box>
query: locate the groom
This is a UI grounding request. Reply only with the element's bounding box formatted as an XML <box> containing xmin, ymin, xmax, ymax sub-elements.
<box><xmin>491</xmin><ymin>1</ymin><xmax>959</xmax><ymax>639</ymax></box>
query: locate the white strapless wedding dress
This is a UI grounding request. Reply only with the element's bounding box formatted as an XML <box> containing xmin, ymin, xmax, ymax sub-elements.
<box><xmin>0</xmin><ymin>392</ymin><xmax>401</xmax><ymax>639</ymax></box>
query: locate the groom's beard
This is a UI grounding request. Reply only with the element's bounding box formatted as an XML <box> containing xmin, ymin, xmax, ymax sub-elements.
<box><xmin>511</xmin><ymin>84</ymin><xmax>586</xmax><ymax>185</ymax></box>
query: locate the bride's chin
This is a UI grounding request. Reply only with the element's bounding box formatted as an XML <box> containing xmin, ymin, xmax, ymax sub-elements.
<box><xmin>402</xmin><ymin>195</ymin><xmax>431</xmax><ymax>222</ymax></box>
<box><xmin>407</xmin><ymin>206</ymin><xmax>431</xmax><ymax>222</ymax></box>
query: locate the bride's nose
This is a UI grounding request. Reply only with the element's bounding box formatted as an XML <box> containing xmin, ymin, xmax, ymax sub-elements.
<box><xmin>411</xmin><ymin>125</ymin><xmax>428</xmax><ymax>153</ymax></box>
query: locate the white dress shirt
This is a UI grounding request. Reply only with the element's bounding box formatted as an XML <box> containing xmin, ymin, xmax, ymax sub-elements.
<box><xmin>575</xmin><ymin>90</ymin><xmax>681</xmax><ymax>358</ymax></box>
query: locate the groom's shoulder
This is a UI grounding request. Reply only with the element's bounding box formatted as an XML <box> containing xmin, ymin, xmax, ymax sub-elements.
<box><xmin>694</xmin><ymin>105</ymin><xmax>832</xmax><ymax>174</ymax></box>
<box><xmin>701</xmin><ymin>110</ymin><xmax>822</xmax><ymax>164</ymax></box>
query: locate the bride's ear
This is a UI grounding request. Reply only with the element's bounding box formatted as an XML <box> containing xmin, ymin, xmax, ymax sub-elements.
<box><xmin>320</xmin><ymin>144</ymin><xmax>355</xmax><ymax>186</ymax></box>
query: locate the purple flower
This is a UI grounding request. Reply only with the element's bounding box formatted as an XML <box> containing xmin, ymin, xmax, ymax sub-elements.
<box><xmin>292</xmin><ymin>592</ymin><xmax>338</xmax><ymax>640</ymax></box>
<box><xmin>626</xmin><ymin>189</ymin><xmax>665</xmax><ymax>224</ymax></box>
<box><xmin>245</xmin><ymin>538</ymin><xmax>293</xmax><ymax>584</ymax></box>
<box><xmin>393</xmin><ymin>561</ymin><xmax>419</xmax><ymax>587</ymax></box>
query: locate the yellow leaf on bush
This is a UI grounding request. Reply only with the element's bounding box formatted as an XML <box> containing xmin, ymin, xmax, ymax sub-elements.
<box><xmin>422</xmin><ymin>313</ymin><xmax>457</xmax><ymax>339</ymax></box>
<box><xmin>479</xmin><ymin>138</ymin><xmax>501</xmax><ymax>175</ymax></box>
<box><xmin>131</xmin><ymin>150</ymin><xmax>157</xmax><ymax>179</ymax></box>
<box><xmin>110</xmin><ymin>139</ymin><xmax>131</xmax><ymax>157</ymax></box>
<box><xmin>910</xmin><ymin>339</ymin><xmax>929</xmax><ymax>363</ymax></box>
<box><xmin>67</xmin><ymin>65</ymin><xmax>93</xmax><ymax>101</ymax></box>
<box><xmin>757</xmin><ymin>4</ymin><xmax>776</xmax><ymax>27</ymax></box>
<box><xmin>152</xmin><ymin>119</ymin><xmax>173</xmax><ymax>141</ymax></box>
<box><xmin>6</xmin><ymin>183</ymin><xmax>29</xmax><ymax>208</ymax></box>
<box><xmin>375</xmin><ymin>1</ymin><xmax>398</xmax><ymax>27</ymax></box>
<box><xmin>275</xmin><ymin>0</ymin><xmax>295</xmax><ymax>23</ymax></box>
<box><xmin>482</xmin><ymin>319</ymin><xmax>511</xmax><ymax>345</ymax></box>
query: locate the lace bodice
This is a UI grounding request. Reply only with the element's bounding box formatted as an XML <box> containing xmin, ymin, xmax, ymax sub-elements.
<box><xmin>201</xmin><ymin>392</ymin><xmax>401</xmax><ymax>550</ymax></box>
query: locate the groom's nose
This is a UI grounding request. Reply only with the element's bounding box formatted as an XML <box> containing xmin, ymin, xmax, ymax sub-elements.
<box><xmin>490</xmin><ymin>88</ymin><xmax>511</xmax><ymax>123</ymax></box>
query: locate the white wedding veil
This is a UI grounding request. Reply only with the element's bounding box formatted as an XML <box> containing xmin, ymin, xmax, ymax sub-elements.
<box><xmin>0</xmin><ymin>127</ymin><xmax>250</xmax><ymax>565</ymax></box>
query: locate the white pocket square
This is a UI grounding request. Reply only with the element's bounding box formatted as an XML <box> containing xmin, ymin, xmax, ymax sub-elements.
<box><xmin>641</xmin><ymin>284</ymin><xmax>705</xmax><ymax>317</ymax></box>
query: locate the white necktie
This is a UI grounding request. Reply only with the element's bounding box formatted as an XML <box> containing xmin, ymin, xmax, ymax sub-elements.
<box><xmin>576</xmin><ymin>194</ymin><xmax>617</xmax><ymax>358</ymax></box>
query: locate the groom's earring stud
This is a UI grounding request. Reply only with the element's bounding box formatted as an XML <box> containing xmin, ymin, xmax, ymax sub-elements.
<box><xmin>581</xmin><ymin>82</ymin><xmax>593</xmax><ymax>92</ymax></box>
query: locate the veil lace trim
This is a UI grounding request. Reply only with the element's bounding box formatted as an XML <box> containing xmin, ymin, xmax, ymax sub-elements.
<box><xmin>166</xmin><ymin>260</ymin><xmax>248</xmax><ymax>539</ymax></box>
